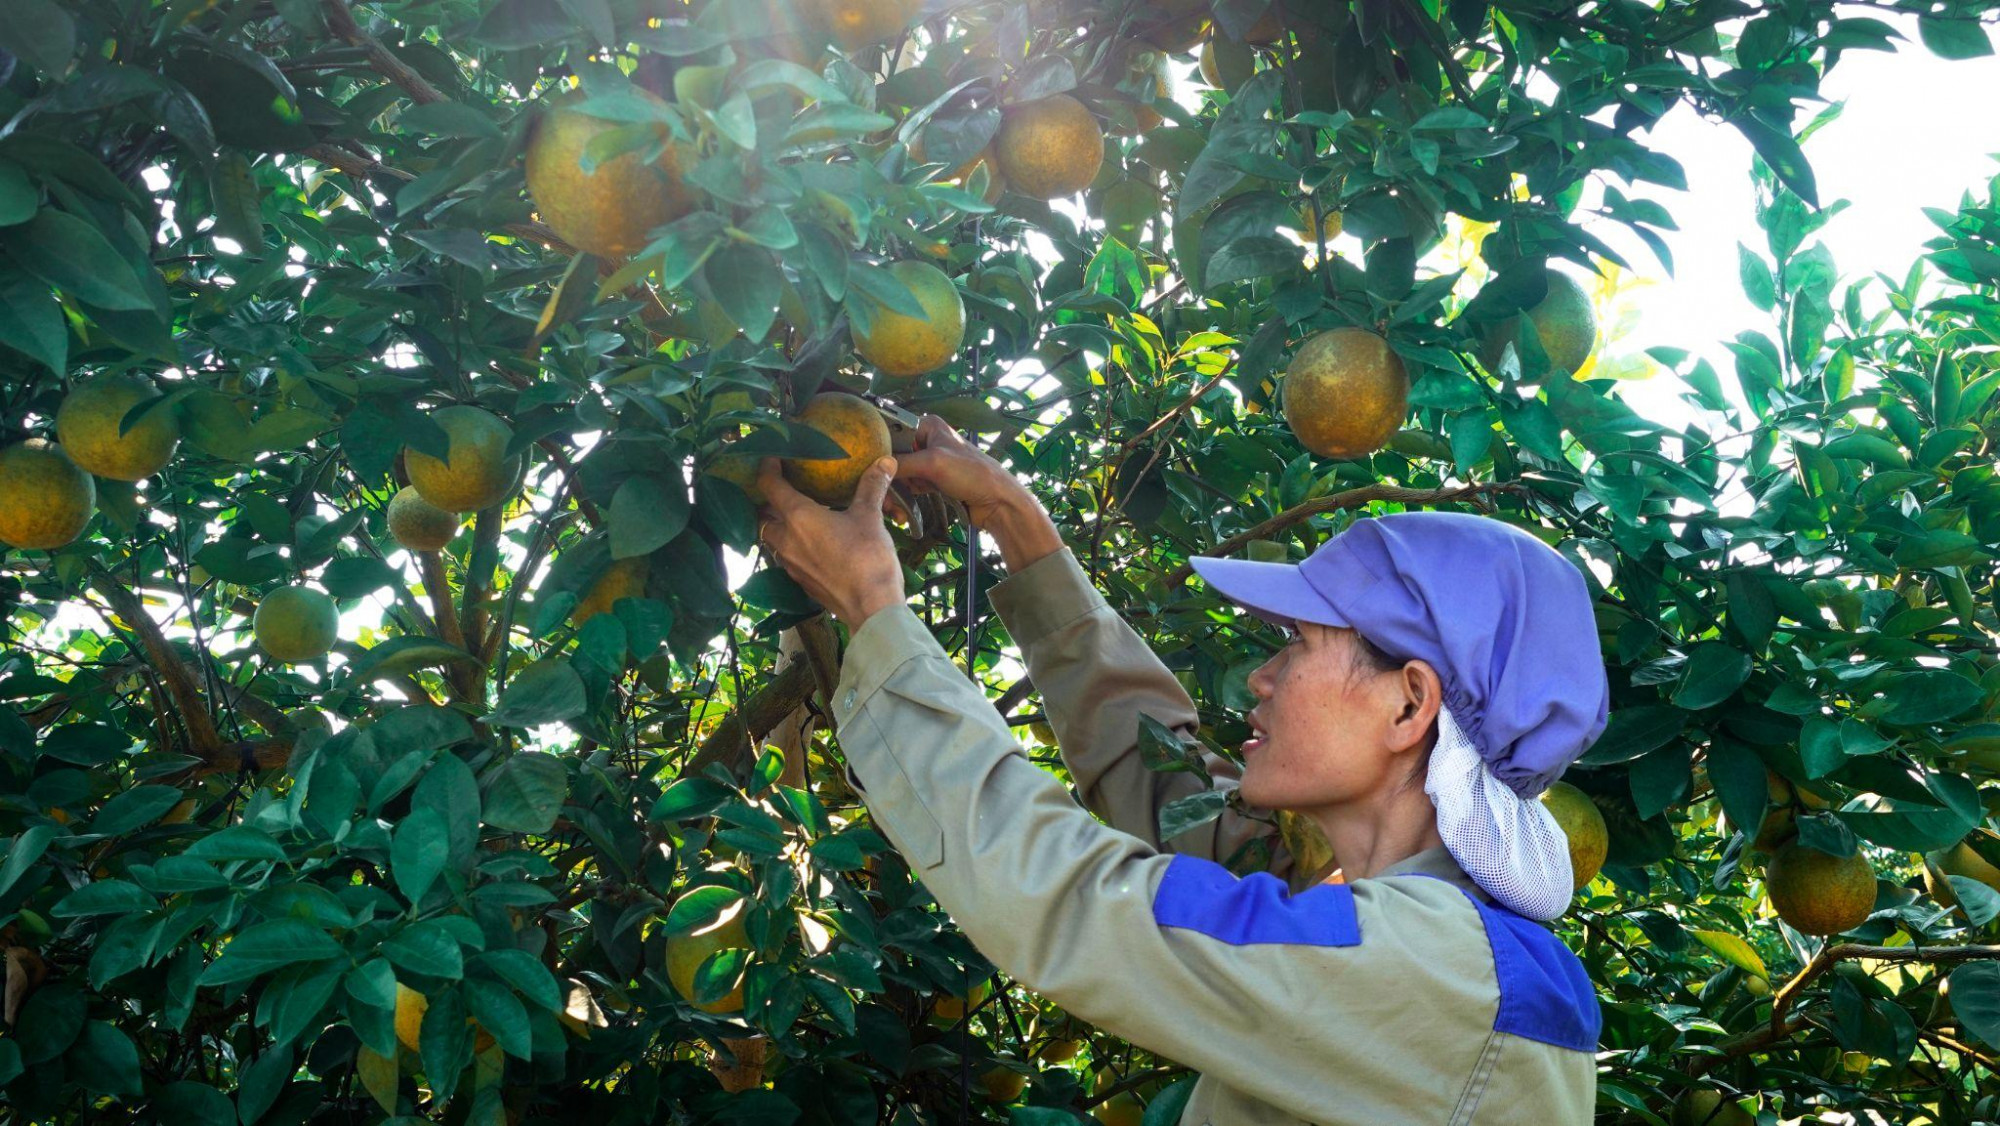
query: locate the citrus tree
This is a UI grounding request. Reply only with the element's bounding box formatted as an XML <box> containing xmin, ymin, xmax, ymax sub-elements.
<box><xmin>1</xmin><ymin>0</ymin><xmax>1998</xmax><ymax>1123</ymax></box>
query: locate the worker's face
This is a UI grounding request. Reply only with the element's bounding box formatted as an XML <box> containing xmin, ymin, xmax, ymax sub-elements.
<box><xmin>1237</xmin><ymin>621</ymin><xmax>1438</xmax><ymax>811</ymax></box>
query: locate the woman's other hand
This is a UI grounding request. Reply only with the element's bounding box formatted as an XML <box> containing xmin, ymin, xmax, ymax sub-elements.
<box><xmin>896</xmin><ymin>414</ymin><xmax>1063</xmax><ymax>572</ymax></box>
<box><xmin>893</xmin><ymin>414</ymin><xmax>1035</xmax><ymax>530</ymax></box>
<box><xmin>755</xmin><ymin>456</ymin><xmax>906</xmax><ymax>629</ymax></box>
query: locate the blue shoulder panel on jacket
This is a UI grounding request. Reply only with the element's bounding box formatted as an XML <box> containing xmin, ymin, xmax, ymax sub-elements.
<box><xmin>1390</xmin><ymin>874</ymin><xmax>1601</xmax><ymax>1053</ymax></box>
<box><xmin>1467</xmin><ymin>894</ymin><xmax>1602</xmax><ymax>1053</ymax></box>
<box><xmin>1151</xmin><ymin>854</ymin><xmax>1360</xmax><ymax>946</ymax></box>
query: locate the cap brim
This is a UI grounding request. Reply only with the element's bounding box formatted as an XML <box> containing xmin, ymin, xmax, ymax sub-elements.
<box><xmin>1187</xmin><ymin>555</ymin><xmax>1350</xmax><ymax>630</ymax></box>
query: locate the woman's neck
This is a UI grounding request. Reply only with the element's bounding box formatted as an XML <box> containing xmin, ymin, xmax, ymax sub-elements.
<box><xmin>1305</xmin><ymin>787</ymin><xmax>1446</xmax><ymax>882</ymax></box>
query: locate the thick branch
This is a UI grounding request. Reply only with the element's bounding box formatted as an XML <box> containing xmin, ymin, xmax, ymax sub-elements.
<box><xmin>1691</xmin><ymin>943</ymin><xmax>2000</xmax><ymax>1076</ymax></box>
<box><xmin>1771</xmin><ymin>943</ymin><xmax>2000</xmax><ymax>1034</ymax></box>
<box><xmin>88</xmin><ymin>573</ymin><xmax>221</xmax><ymax>753</ymax></box>
<box><xmin>1164</xmin><ymin>482</ymin><xmax>1527</xmax><ymax>585</ymax></box>
<box><xmin>320</xmin><ymin>0</ymin><xmax>445</xmax><ymax>105</ymax></box>
<box><xmin>684</xmin><ymin>654</ymin><xmax>819</xmax><ymax>776</ymax></box>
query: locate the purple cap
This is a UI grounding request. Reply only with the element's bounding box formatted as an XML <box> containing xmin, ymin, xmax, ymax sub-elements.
<box><xmin>1189</xmin><ymin>511</ymin><xmax>1609</xmax><ymax>798</ymax></box>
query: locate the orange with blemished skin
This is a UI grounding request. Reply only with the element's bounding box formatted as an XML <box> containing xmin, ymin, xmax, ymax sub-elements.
<box><xmin>813</xmin><ymin>0</ymin><xmax>922</xmax><ymax>50</ymax></box>
<box><xmin>1540</xmin><ymin>781</ymin><xmax>1608</xmax><ymax>890</ymax></box>
<box><xmin>1280</xmin><ymin>328</ymin><xmax>1409</xmax><ymax>460</ymax></box>
<box><xmin>783</xmin><ymin>393</ymin><xmax>893</xmax><ymax>508</ymax></box>
<box><xmin>525</xmin><ymin>88</ymin><xmax>697</xmax><ymax>262</ymax></box>
<box><xmin>387</xmin><ymin>485</ymin><xmax>461</xmax><ymax>552</ymax></box>
<box><xmin>405</xmin><ymin>406</ymin><xmax>519</xmax><ymax>513</ymax></box>
<box><xmin>994</xmin><ymin>95</ymin><xmax>1104</xmax><ymax>201</ymax></box>
<box><xmin>573</xmin><ymin>556</ymin><xmax>649</xmax><ymax>625</ymax></box>
<box><xmin>1765</xmin><ymin>841</ymin><xmax>1877</xmax><ymax>935</ymax></box>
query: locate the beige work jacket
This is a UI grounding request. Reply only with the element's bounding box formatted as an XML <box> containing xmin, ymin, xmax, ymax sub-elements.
<box><xmin>829</xmin><ymin>545</ymin><xmax>1600</xmax><ymax>1125</ymax></box>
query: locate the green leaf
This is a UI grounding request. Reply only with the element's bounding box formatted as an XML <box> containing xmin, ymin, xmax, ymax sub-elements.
<box><xmin>1738</xmin><ymin>243</ymin><xmax>1775</xmax><ymax>311</ymax></box>
<box><xmin>1</xmin><ymin>208</ymin><xmax>152</xmax><ymax>311</ymax></box>
<box><xmin>419</xmin><ymin>985</ymin><xmax>474</xmax><ymax>1103</ymax></box>
<box><xmin>207</xmin><ymin>152</ymin><xmax>264</xmax><ymax>253</ymax></box>
<box><xmin>1950</xmin><ymin>963</ymin><xmax>2000</xmax><ymax>1049</ymax></box>
<box><xmin>51</xmin><ymin>880</ymin><xmax>151</xmax><ymax>918</ymax></box>
<box><xmin>1205</xmin><ymin>235</ymin><xmax>1303</xmax><ymax>290</ymax></box>
<box><xmin>152</xmin><ymin>1083</ymin><xmax>235</xmax><ymax>1126</ymax></box>
<box><xmin>0</xmin><ymin>267</ymin><xmax>66</xmax><ymax>373</ymax></box>
<box><xmin>609</xmin><ymin>473</ymin><xmax>690</xmax><ymax>560</ymax></box>
<box><xmin>400</xmin><ymin>100</ymin><xmax>504</xmax><ymax>140</ymax></box>
<box><xmin>392</xmin><ymin>807</ymin><xmax>448</xmax><ymax>905</ymax></box>
<box><xmin>343</xmin><ymin>636</ymin><xmax>480</xmax><ymax>684</ymax></box>
<box><xmin>1672</xmin><ymin>643</ymin><xmax>1752</xmax><ymax>710</ymax></box>
<box><xmin>1918</xmin><ymin>16</ymin><xmax>1992</xmax><ymax>59</ymax></box>
<box><xmin>1877</xmin><ymin>669</ymin><xmax>1984</xmax><ymax>725</ymax></box>
<box><xmin>702</xmin><ymin>241</ymin><xmax>781</xmax><ymax>341</ymax></box>
<box><xmin>471</xmin><ymin>0</ymin><xmax>574</xmax><ymax>49</ymax></box>
<box><xmin>0</xmin><ymin>0</ymin><xmax>76</xmax><ymax>77</ymax></box>
<box><xmin>248</xmin><ymin>408</ymin><xmax>334</xmax><ymax>452</ymax></box>
<box><xmin>86</xmin><ymin>785</ymin><xmax>182</xmax><ymax>836</ymax></box>
<box><xmin>483</xmin><ymin>659</ymin><xmax>586</xmax><ymax>728</ymax></box>
<box><xmin>320</xmin><ymin>556</ymin><xmax>400</xmax><ymax>598</ymax></box>
<box><xmin>464</xmin><ymin>978</ymin><xmax>533</xmax><ymax>1059</ymax></box>
<box><xmin>236</xmin><ymin>1047</ymin><xmax>293</xmax><ymax>1126</ymax></box>
<box><xmin>1689</xmin><ymin>929</ymin><xmax>1767</xmax><ymax>978</ymax></box>
<box><xmin>2</xmin><ymin>825</ymin><xmax>57</xmax><ymax>900</ymax></box>
<box><xmin>1946</xmin><ymin>875</ymin><xmax>2000</xmax><ymax>926</ymax></box>
<box><xmin>652</xmin><ymin>777</ymin><xmax>734</xmax><ymax>821</ymax></box>
<box><xmin>67</xmin><ymin>1021</ymin><xmax>140</xmax><ymax>1097</ymax></box>
<box><xmin>1706</xmin><ymin>740</ymin><xmax>1770</xmax><ymax>851</ymax></box>
<box><xmin>1735</xmin><ymin>116</ymin><xmax>1817</xmax><ymax>206</ymax></box>
<box><xmin>1158</xmin><ymin>789</ymin><xmax>1228</xmax><ymax>840</ymax></box>
<box><xmin>475</xmin><ymin>949</ymin><xmax>563</xmax><ymax>1013</ymax></box>
<box><xmin>201</xmin><ymin>920</ymin><xmax>342</xmax><ymax>986</ymax></box>
<box><xmin>482</xmin><ymin>753</ymin><xmax>568</xmax><ymax>833</ymax></box>
<box><xmin>383</xmin><ymin>920</ymin><xmax>465</xmax><ymax>979</ymax></box>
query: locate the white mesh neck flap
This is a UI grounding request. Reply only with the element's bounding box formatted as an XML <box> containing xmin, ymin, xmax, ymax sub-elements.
<box><xmin>1424</xmin><ymin>703</ymin><xmax>1575</xmax><ymax>922</ymax></box>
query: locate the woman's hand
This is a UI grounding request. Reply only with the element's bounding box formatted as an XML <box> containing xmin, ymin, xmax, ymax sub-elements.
<box><xmin>893</xmin><ymin>414</ymin><xmax>1036</xmax><ymax>530</ymax></box>
<box><xmin>895</xmin><ymin>414</ymin><xmax>1063</xmax><ymax>572</ymax></box>
<box><xmin>754</xmin><ymin>455</ymin><xmax>906</xmax><ymax>629</ymax></box>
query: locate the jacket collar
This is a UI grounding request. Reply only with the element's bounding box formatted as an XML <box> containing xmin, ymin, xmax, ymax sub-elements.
<box><xmin>1371</xmin><ymin>845</ymin><xmax>1490</xmax><ymax>903</ymax></box>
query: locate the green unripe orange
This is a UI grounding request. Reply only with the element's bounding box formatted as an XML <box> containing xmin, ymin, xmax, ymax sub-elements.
<box><xmin>254</xmin><ymin>585</ymin><xmax>339</xmax><ymax>663</ymax></box>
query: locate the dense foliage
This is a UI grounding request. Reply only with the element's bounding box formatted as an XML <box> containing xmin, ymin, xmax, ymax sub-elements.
<box><xmin>1</xmin><ymin>0</ymin><xmax>1998</xmax><ymax>1123</ymax></box>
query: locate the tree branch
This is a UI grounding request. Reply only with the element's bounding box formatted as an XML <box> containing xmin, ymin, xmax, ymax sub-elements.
<box><xmin>1770</xmin><ymin>943</ymin><xmax>2000</xmax><ymax>1036</ymax></box>
<box><xmin>87</xmin><ymin>572</ymin><xmax>221</xmax><ymax>753</ymax></box>
<box><xmin>319</xmin><ymin>0</ymin><xmax>446</xmax><ymax>105</ymax></box>
<box><xmin>683</xmin><ymin>652</ymin><xmax>820</xmax><ymax>776</ymax></box>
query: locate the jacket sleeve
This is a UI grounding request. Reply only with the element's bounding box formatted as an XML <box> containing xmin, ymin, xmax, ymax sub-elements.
<box><xmin>825</xmin><ymin>602</ymin><xmax>1505</xmax><ymax>1121</ymax></box>
<box><xmin>983</xmin><ymin>545</ymin><xmax>1287</xmax><ymax>877</ymax></box>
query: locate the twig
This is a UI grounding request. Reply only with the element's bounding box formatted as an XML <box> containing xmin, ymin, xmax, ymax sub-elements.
<box><xmin>1920</xmin><ymin>1027</ymin><xmax>1998</xmax><ymax>1071</ymax></box>
<box><xmin>319</xmin><ymin>0</ymin><xmax>446</xmax><ymax>105</ymax></box>
<box><xmin>1163</xmin><ymin>481</ymin><xmax>1525</xmax><ymax>585</ymax></box>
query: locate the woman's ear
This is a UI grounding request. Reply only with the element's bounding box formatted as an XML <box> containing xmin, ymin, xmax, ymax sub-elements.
<box><xmin>1386</xmin><ymin>659</ymin><xmax>1443</xmax><ymax>755</ymax></box>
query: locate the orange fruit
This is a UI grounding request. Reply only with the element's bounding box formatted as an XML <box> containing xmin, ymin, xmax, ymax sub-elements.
<box><xmin>1540</xmin><ymin>781</ymin><xmax>1608</xmax><ymax>891</ymax></box>
<box><xmin>0</xmin><ymin>439</ymin><xmax>95</xmax><ymax>549</ymax></box>
<box><xmin>782</xmin><ymin>392</ymin><xmax>893</xmax><ymax>508</ymax></box>
<box><xmin>1279</xmin><ymin>328</ymin><xmax>1408</xmax><ymax>460</ymax></box>
<box><xmin>1765</xmin><ymin>841</ymin><xmax>1876</xmax><ymax>936</ymax></box>
<box><xmin>55</xmin><ymin>375</ymin><xmax>180</xmax><ymax>481</ymax></box>
<box><xmin>994</xmin><ymin>94</ymin><xmax>1104</xmax><ymax>200</ymax></box>
<box><xmin>849</xmin><ymin>260</ymin><xmax>965</xmax><ymax>380</ymax></box>
<box><xmin>525</xmin><ymin>87</ymin><xmax>697</xmax><ymax>262</ymax></box>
